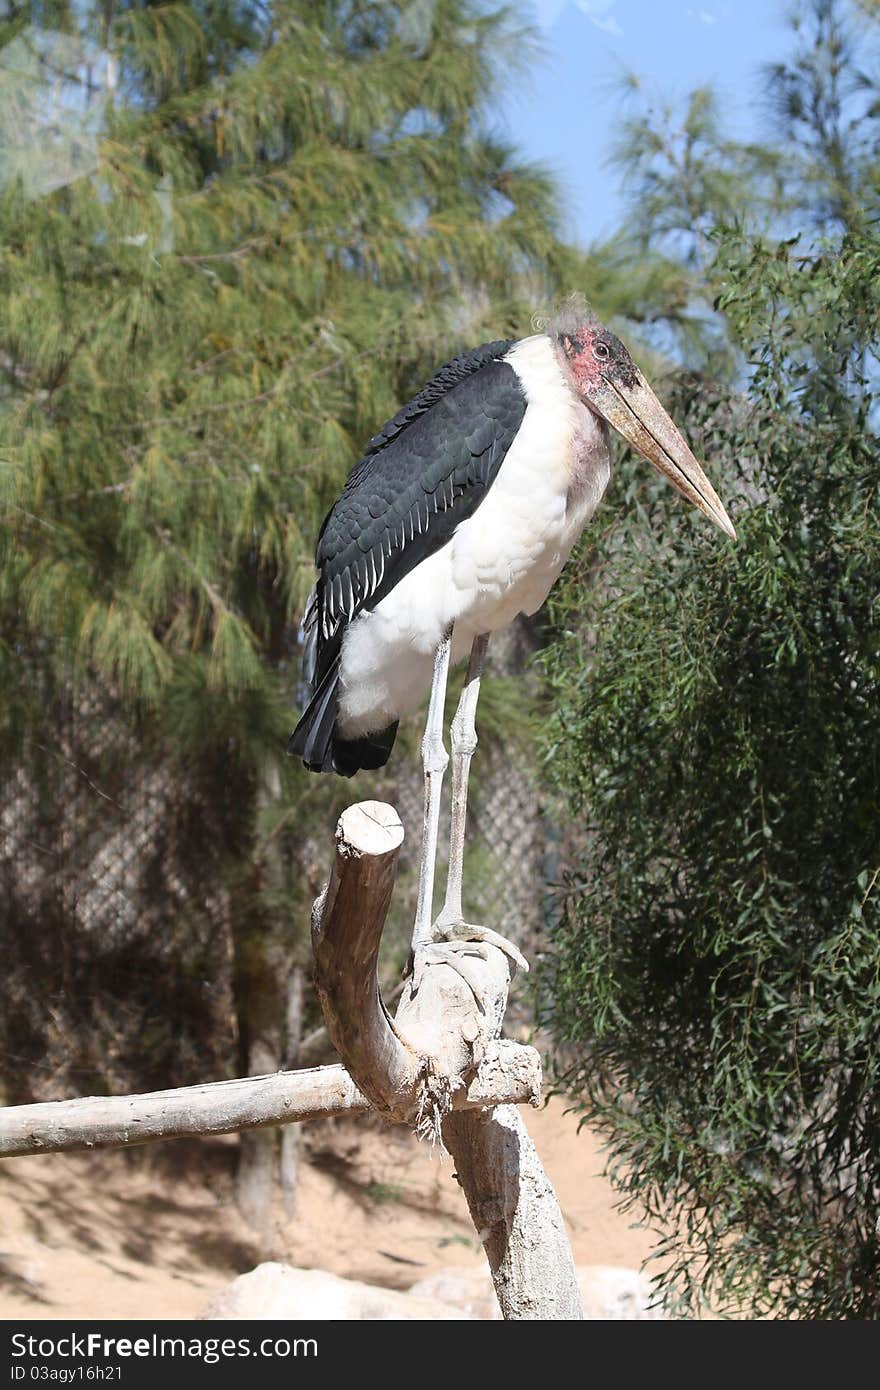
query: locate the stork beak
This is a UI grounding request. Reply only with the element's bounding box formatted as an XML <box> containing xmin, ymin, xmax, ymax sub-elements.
<box><xmin>592</xmin><ymin>369</ymin><xmax>736</xmax><ymax>540</ymax></box>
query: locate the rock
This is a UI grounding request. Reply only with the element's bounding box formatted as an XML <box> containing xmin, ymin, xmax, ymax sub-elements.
<box><xmin>200</xmin><ymin>1262</ymin><xmax>473</xmax><ymax>1320</ymax></box>
<box><xmin>408</xmin><ymin>1263</ymin><xmax>665</xmax><ymax>1320</ymax></box>
<box><xmin>203</xmin><ymin>1260</ymin><xmax>664</xmax><ymax>1322</ymax></box>
<box><xmin>578</xmin><ymin>1265</ymin><xmax>664</xmax><ymax>1320</ymax></box>
<box><xmin>408</xmin><ymin>1267</ymin><xmax>501</xmax><ymax>1319</ymax></box>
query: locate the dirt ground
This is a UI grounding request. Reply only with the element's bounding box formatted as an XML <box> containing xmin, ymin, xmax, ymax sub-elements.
<box><xmin>0</xmin><ymin>1096</ymin><xmax>664</xmax><ymax>1321</ymax></box>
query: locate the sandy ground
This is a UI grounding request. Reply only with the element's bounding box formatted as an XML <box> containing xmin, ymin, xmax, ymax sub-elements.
<box><xmin>0</xmin><ymin>1098</ymin><xmax>660</xmax><ymax>1320</ymax></box>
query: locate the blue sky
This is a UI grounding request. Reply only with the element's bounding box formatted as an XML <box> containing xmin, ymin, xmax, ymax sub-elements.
<box><xmin>498</xmin><ymin>0</ymin><xmax>796</xmax><ymax>245</ymax></box>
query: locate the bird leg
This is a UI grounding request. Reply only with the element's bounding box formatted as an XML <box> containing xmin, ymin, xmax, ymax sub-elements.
<box><xmin>410</xmin><ymin>630</ymin><xmax>452</xmax><ymax>955</ymax></box>
<box><xmin>433</xmin><ymin>633</ymin><xmax>528</xmax><ymax>977</ymax></box>
<box><xmin>410</xmin><ymin>633</ymin><xmax>527</xmax><ymax>1006</ymax></box>
<box><xmin>438</xmin><ymin>632</ymin><xmax>488</xmax><ymax>930</ymax></box>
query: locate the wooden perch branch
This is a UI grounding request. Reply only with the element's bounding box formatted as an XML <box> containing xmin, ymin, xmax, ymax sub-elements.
<box><xmin>0</xmin><ymin>1046</ymin><xmax>539</xmax><ymax>1160</ymax></box>
<box><xmin>0</xmin><ymin>801</ymin><xmax>538</xmax><ymax>1162</ymax></box>
<box><xmin>313</xmin><ymin>800</ymin><xmax>583</xmax><ymax>1321</ymax></box>
<box><xmin>0</xmin><ymin>1066</ymin><xmax>368</xmax><ymax>1159</ymax></box>
<box><xmin>311</xmin><ymin>801</ymin><xmax>541</xmax><ymax>1131</ymax></box>
<box><xmin>0</xmin><ymin>795</ymin><xmax>583</xmax><ymax>1321</ymax></box>
<box><xmin>443</xmin><ymin>1106</ymin><xmax>584</xmax><ymax>1320</ymax></box>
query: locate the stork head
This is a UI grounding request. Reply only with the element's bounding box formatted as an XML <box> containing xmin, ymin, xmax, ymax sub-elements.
<box><xmin>553</xmin><ymin>310</ymin><xmax>736</xmax><ymax>540</ymax></box>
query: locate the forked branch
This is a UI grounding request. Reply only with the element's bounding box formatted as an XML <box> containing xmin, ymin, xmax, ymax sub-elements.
<box><xmin>0</xmin><ymin>805</ymin><xmax>539</xmax><ymax>1161</ymax></box>
<box><xmin>312</xmin><ymin>799</ymin><xmax>583</xmax><ymax>1320</ymax></box>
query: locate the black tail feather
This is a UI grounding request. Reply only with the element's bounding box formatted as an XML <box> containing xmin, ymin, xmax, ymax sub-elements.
<box><xmin>287</xmin><ymin>660</ymin><xmax>340</xmax><ymax>772</ymax></box>
<box><xmin>288</xmin><ymin>658</ymin><xmax>399</xmax><ymax>777</ymax></box>
<box><xmin>331</xmin><ymin>720</ymin><xmax>399</xmax><ymax>777</ymax></box>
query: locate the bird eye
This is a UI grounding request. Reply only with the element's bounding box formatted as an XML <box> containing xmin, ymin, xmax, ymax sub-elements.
<box><xmin>594</xmin><ymin>341</ymin><xmax>610</xmax><ymax>360</ymax></box>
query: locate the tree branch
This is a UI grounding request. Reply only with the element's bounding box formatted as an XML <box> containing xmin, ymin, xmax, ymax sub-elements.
<box><xmin>443</xmin><ymin>1106</ymin><xmax>584</xmax><ymax>1320</ymax></box>
<box><xmin>0</xmin><ymin>1050</ymin><xmax>539</xmax><ymax>1160</ymax></box>
<box><xmin>312</xmin><ymin>799</ymin><xmax>583</xmax><ymax>1320</ymax></box>
<box><xmin>1</xmin><ymin>798</ymin><xmax>578</xmax><ymax>1320</ymax></box>
<box><xmin>311</xmin><ymin>801</ymin><xmax>541</xmax><ymax>1133</ymax></box>
<box><xmin>0</xmin><ymin>1066</ymin><xmax>366</xmax><ymax>1158</ymax></box>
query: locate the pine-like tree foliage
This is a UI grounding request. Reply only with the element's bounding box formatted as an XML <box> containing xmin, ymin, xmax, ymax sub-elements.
<box><xmin>0</xmin><ymin>0</ymin><xmax>584</xmax><ymax>1098</ymax></box>
<box><xmin>1</xmin><ymin>0</ymin><xmax>568</xmax><ymax>735</ymax></box>
<box><xmin>538</xmin><ymin>1</ymin><xmax>880</xmax><ymax>1320</ymax></box>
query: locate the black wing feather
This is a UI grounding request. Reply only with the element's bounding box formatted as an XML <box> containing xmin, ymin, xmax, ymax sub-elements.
<box><xmin>312</xmin><ymin>348</ymin><xmax>526</xmax><ymax>662</ymax></box>
<box><xmin>289</xmin><ymin>339</ymin><xmax>527</xmax><ymax>773</ymax></box>
<box><xmin>361</xmin><ymin>339</ymin><xmax>515</xmax><ymax>455</ymax></box>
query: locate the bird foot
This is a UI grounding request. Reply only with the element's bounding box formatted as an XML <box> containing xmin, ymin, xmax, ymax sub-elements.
<box><xmin>408</xmin><ymin>914</ymin><xmax>529</xmax><ymax>1009</ymax></box>
<box><xmin>410</xmin><ymin>939</ymin><xmax>494</xmax><ymax>1005</ymax></box>
<box><xmin>432</xmin><ymin>913</ymin><xmax>529</xmax><ymax>973</ymax></box>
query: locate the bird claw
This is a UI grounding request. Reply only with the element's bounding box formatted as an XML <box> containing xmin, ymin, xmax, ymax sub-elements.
<box><xmin>408</xmin><ymin>917</ymin><xmax>528</xmax><ymax>1013</ymax></box>
<box><xmin>411</xmin><ymin>940</ymin><xmax>492</xmax><ymax>1004</ymax></box>
<box><xmin>432</xmin><ymin>915</ymin><xmax>529</xmax><ymax>973</ymax></box>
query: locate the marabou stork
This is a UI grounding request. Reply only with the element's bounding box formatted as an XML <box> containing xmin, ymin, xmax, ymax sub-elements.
<box><xmin>289</xmin><ymin>303</ymin><xmax>735</xmax><ymax>987</ymax></box>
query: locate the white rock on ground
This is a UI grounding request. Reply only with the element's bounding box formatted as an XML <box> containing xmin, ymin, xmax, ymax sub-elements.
<box><xmin>200</xmin><ymin>1263</ymin><xmax>473</xmax><ymax>1321</ymax></box>
<box><xmin>408</xmin><ymin>1264</ymin><xmax>665</xmax><ymax>1320</ymax></box>
<box><xmin>578</xmin><ymin>1265</ymin><xmax>665</xmax><ymax>1319</ymax></box>
<box><xmin>407</xmin><ymin>1267</ymin><xmax>500</xmax><ymax>1319</ymax></box>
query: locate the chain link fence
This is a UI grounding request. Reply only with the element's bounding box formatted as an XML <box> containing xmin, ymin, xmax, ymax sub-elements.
<box><xmin>0</xmin><ymin>688</ymin><xmax>238</xmax><ymax>1103</ymax></box>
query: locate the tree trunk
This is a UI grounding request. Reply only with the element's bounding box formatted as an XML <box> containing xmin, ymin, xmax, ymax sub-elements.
<box><xmin>232</xmin><ymin>776</ymin><xmax>288</xmax><ymax>1242</ymax></box>
<box><xmin>280</xmin><ymin>964</ymin><xmax>305</xmax><ymax>1217</ymax></box>
<box><xmin>443</xmin><ymin>1105</ymin><xmax>582</xmax><ymax>1319</ymax></box>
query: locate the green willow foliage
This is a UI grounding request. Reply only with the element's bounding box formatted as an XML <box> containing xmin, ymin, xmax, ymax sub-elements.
<box><xmin>538</xmin><ymin>7</ymin><xmax>880</xmax><ymax>1317</ymax></box>
<box><xmin>598</xmin><ymin>0</ymin><xmax>879</xmax><ymax>373</ymax></box>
